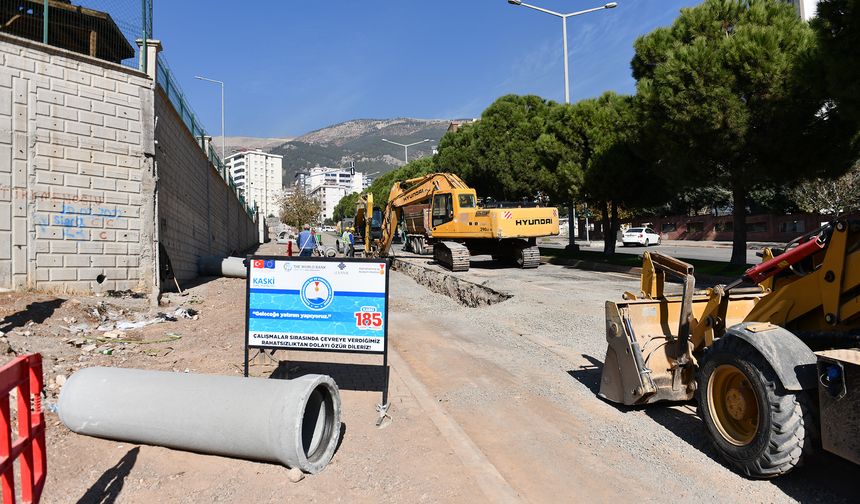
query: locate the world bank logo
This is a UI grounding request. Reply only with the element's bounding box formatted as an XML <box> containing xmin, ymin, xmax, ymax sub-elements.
<box><xmin>300</xmin><ymin>276</ymin><xmax>334</xmax><ymax>310</ymax></box>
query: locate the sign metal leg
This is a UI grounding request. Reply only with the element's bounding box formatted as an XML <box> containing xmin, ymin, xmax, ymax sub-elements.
<box><xmin>376</xmin><ymin>352</ymin><xmax>391</xmax><ymax>426</ymax></box>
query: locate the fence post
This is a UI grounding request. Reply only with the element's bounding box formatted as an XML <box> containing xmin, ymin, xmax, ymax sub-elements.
<box><xmin>140</xmin><ymin>0</ymin><xmax>147</xmax><ymax>72</ymax></box>
<box><xmin>42</xmin><ymin>0</ymin><xmax>49</xmax><ymax>44</ymax></box>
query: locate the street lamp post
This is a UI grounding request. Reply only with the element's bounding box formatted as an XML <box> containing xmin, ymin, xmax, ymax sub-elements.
<box><xmin>381</xmin><ymin>138</ymin><xmax>431</xmax><ymax>164</ymax></box>
<box><xmin>506</xmin><ymin>0</ymin><xmax>617</xmax><ymax>104</ymax></box>
<box><xmin>507</xmin><ymin>0</ymin><xmax>617</xmax><ymax>250</ymax></box>
<box><xmin>194</xmin><ymin>75</ymin><xmax>226</xmax><ymax>161</ymax></box>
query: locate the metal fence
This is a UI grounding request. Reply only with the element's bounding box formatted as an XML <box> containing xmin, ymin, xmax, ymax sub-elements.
<box><xmin>0</xmin><ymin>0</ymin><xmax>152</xmax><ymax>70</ymax></box>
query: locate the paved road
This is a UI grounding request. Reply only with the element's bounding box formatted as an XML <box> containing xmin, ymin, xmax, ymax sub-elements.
<box><xmin>543</xmin><ymin>239</ymin><xmax>762</xmax><ymax>265</ymax></box>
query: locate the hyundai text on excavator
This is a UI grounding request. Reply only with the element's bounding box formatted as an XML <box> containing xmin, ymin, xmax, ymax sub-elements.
<box><xmin>354</xmin><ymin>172</ymin><xmax>559</xmax><ymax>271</ymax></box>
<box><xmin>599</xmin><ymin>220</ymin><xmax>860</xmax><ymax>477</ymax></box>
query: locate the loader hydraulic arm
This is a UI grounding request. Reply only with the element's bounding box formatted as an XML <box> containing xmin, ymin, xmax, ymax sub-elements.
<box><xmin>724</xmin><ymin>232</ymin><xmax>827</xmax><ymax>290</ymax></box>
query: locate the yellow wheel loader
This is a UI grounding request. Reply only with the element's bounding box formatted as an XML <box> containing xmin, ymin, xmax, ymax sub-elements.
<box><xmin>599</xmin><ymin>220</ymin><xmax>860</xmax><ymax>478</ymax></box>
<box><xmin>355</xmin><ymin>173</ymin><xmax>559</xmax><ymax>271</ymax></box>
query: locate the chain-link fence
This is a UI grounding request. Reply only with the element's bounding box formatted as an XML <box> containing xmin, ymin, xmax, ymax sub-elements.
<box><xmin>0</xmin><ymin>0</ymin><xmax>151</xmax><ymax>70</ymax></box>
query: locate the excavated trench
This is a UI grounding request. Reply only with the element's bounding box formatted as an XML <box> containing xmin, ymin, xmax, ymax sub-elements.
<box><xmin>392</xmin><ymin>259</ymin><xmax>512</xmax><ymax>308</ymax></box>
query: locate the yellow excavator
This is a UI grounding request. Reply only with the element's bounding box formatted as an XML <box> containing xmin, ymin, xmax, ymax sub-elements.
<box><xmin>354</xmin><ymin>172</ymin><xmax>559</xmax><ymax>271</ymax></box>
<box><xmin>599</xmin><ymin>220</ymin><xmax>860</xmax><ymax>477</ymax></box>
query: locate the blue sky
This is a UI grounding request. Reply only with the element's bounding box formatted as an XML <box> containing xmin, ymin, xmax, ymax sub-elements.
<box><xmin>154</xmin><ymin>0</ymin><xmax>702</xmax><ymax>138</ymax></box>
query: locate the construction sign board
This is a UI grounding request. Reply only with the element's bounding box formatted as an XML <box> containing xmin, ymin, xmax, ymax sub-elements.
<box><xmin>244</xmin><ymin>256</ymin><xmax>389</xmax><ymax>355</ymax></box>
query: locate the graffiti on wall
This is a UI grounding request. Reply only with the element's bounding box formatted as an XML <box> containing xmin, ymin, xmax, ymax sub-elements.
<box><xmin>2</xmin><ymin>185</ymin><xmax>128</xmax><ymax>240</ymax></box>
<box><xmin>35</xmin><ymin>203</ymin><xmax>126</xmax><ymax>240</ymax></box>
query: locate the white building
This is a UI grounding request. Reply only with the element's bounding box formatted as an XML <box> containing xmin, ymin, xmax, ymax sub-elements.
<box><xmin>225</xmin><ymin>150</ymin><xmax>283</xmax><ymax>239</ymax></box>
<box><xmin>786</xmin><ymin>0</ymin><xmax>819</xmax><ymax>20</ymax></box>
<box><xmin>307</xmin><ymin>166</ymin><xmax>364</xmax><ymax>194</ymax></box>
<box><xmin>301</xmin><ymin>165</ymin><xmax>375</xmax><ymax>223</ymax></box>
<box><xmin>309</xmin><ymin>184</ymin><xmax>348</xmax><ymax>223</ymax></box>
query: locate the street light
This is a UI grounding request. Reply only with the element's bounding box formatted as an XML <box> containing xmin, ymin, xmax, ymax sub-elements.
<box><xmin>507</xmin><ymin>0</ymin><xmax>617</xmax><ymax>251</ymax></box>
<box><xmin>194</xmin><ymin>75</ymin><xmax>226</xmax><ymax>160</ymax></box>
<box><xmin>507</xmin><ymin>1</ymin><xmax>617</xmax><ymax>104</ymax></box>
<box><xmin>381</xmin><ymin>138</ymin><xmax>431</xmax><ymax>164</ymax></box>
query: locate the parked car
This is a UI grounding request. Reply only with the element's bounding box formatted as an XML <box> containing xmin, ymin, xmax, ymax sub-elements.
<box><xmin>622</xmin><ymin>227</ymin><xmax>660</xmax><ymax>247</ymax></box>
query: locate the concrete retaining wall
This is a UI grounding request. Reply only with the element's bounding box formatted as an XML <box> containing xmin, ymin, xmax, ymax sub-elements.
<box><xmin>0</xmin><ymin>33</ymin><xmax>155</xmax><ymax>293</ymax></box>
<box><xmin>0</xmin><ymin>32</ymin><xmax>258</xmax><ymax>293</ymax></box>
<box><xmin>154</xmin><ymin>88</ymin><xmax>258</xmax><ymax>283</ymax></box>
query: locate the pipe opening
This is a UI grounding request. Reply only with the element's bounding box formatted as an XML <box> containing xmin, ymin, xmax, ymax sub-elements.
<box><xmin>301</xmin><ymin>384</ymin><xmax>336</xmax><ymax>464</ymax></box>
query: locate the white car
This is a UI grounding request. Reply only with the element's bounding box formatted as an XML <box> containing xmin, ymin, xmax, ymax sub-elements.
<box><xmin>622</xmin><ymin>227</ymin><xmax>660</xmax><ymax>247</ymax></box>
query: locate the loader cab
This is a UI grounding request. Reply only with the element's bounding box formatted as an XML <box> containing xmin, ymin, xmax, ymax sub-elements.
<box><xmin>431</xmin><ymin>189</ymin><xmax>476</xmax><ymax>228</ymax></box>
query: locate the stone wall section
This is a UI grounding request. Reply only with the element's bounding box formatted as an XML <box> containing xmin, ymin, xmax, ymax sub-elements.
<box><xmin>0</xmin><ymin>34</ymin><xmax>155</xmax><ymax>293</ymax></box>
<box><xmin>154</xmin><ymin>88</ymin><xmax>258</xmax><ymax>283</ymax></box>
<box><xmin>0</xmin><ymin>33</ymin><xmax>258</xmax><ymax>293</ymax></box>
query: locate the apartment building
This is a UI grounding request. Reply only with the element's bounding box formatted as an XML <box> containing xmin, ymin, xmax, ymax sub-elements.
<box><xmin>307</xmin><ymin>166</ymin><xmax>364</xmax><ymax>194</ymax></box>
<box><xmin>225</xmin><ymin>150</ymin><xmax>283</xmax><ymax>237</ymax></box>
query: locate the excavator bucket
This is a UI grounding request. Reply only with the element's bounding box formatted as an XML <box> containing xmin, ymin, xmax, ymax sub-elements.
<box><xmin>599</xmin><ymin>253</ymin><xmax>762</xmax><ymax>405</ymax></box>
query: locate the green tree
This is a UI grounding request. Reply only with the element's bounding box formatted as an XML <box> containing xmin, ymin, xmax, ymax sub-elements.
<box><xmin>436</xmin><ymin>95</ymin><xmax>558</xmax><ymax>201</ymax></box>
<box><xmin>634</xmin><ymin>0</ymin><xmax>850</xmax><ymax>264</ymax></box>
<box><xmin>333</xmin><ymin>192</ymin><xmax>360</xmax><ymax>222</ymax></box>
<box><xmin>365</xmin><ymin>156</ymin><xmax>437</xmax><ymax>207</ymax></box>
<box><xmin>570</xmin><ymin>93</ymin><xmax>665</xmax><ymax>254</ymax></box>
<box><xmin>813</xmin><ymin>0</ymin><xmax>860</xmax><ymax>127</ymax></box>
<box><xmin>278</xmin><ymin>189</ymin><xmax>322</xmax><ymax>228</ymax></box>
<box><xmin>791</xmin><ymin>162</ymin><xmax>860</xmax><ymax>216</ymax></box>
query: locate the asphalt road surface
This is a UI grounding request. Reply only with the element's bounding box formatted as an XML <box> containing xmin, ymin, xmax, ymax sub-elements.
<box><xmin>545</xmin><ymin>239</ymin><xmax>762</xmax><ymax>264</ymax></box>
<box><xmin>608</xmin><ymin>242</ymin><xmax>759</xmax><ymax>264</ymax></box>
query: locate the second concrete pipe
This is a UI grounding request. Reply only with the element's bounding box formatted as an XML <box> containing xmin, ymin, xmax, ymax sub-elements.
<box><xmin>59</xmin><ymin>367</ymin><xmax>341</xmax><ymax>473</ymax></box>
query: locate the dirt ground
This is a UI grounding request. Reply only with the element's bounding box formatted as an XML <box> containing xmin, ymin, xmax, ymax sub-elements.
<box><xmin>1</xmin><ymin>238</ymin><xmax>858</xmax><ymax>503</ymax></box>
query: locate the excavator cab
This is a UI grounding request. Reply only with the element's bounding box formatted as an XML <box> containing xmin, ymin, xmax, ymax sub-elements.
<box><xmin>430</xmin><ymin>189</ymin><xmax>477</xmax><ymax>232</ymax></box>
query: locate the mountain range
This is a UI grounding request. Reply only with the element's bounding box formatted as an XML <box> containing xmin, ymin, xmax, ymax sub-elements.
<box><xmin>220</xmin><ymin>118</ymin><xmax>456</xmax><ymax>187</ymax></box>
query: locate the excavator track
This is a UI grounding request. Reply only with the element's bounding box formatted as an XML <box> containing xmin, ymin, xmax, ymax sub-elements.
<box><xmin>517</xmin><ymin>245</ymin><xmax>541</xmax><ymax>269</ymax></box>
<box><xmin>434</xmin><ymin>241</ymin><xmax>470</xmax><ymax>272</ymax></box>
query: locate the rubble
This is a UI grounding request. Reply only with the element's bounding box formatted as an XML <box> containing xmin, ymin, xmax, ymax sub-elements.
<box><xmin>288</xmin><ymin>468</ymin><xmax>305</xmax><ymax>483</ymax></box>
<box><xmin>105</xmin><ymin>289</ymin><xmax>146</xmax><ymax>299</ymax></box>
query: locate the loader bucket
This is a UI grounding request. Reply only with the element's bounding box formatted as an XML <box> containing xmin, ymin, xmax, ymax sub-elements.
<box><xmin>600</xmin><ymin>298</ymin><xmax>696</xmax><ymax>405</ymax></box>
<box><xmin>599</xmin><ymin>252</ymin><xmax>762</xmax><ymax>406</ymax></box>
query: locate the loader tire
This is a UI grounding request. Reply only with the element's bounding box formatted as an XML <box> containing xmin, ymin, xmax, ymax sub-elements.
<box><xmin>697</xmin><ymin>336</ymin><xmax>816</xmax><ymax>478</ymax></box>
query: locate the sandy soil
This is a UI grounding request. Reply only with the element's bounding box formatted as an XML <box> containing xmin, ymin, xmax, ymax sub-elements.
<box><xmin>1</xmin><ymin>240</ymin><xmax>857</xmax><ymax>503</ymax></box>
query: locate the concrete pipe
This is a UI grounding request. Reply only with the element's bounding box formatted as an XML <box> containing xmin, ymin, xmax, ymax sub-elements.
<box><xmin>59</xmin><ymin>367</ymin><xmax>341</xmax><ymax>473</ymax></box>
<box><xmin>197</xmin><ymin>256</ymin><xmax>247</xmax><ymax>278</ymax></box>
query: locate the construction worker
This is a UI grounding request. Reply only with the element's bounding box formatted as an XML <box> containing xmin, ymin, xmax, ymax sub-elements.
<box><xmin>341</xmin><ymin>227</ymin><xmax>351</xmax><ymax>256</ymax></box>
<box><xmin>347</xmin><ymin>227</ymin><xmax>355</xmax><ymax>257</ymax></box>
<box><xmin>297</xmin><ymin>224</ymin><xmax>314</xmax><ymax>257</ymax></box>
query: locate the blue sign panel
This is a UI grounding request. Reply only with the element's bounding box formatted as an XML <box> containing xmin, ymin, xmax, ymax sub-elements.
<box><xmin>246</xmin><ymin>258</ymin><xmax>389</xmax><ymax>353</ymax></box>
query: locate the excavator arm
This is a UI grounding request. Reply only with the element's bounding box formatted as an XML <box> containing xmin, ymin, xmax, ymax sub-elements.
<box><xmin>374</xmin><ymin>173</ymin><xmax>470</xmax><ymax>256</ymax></box>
